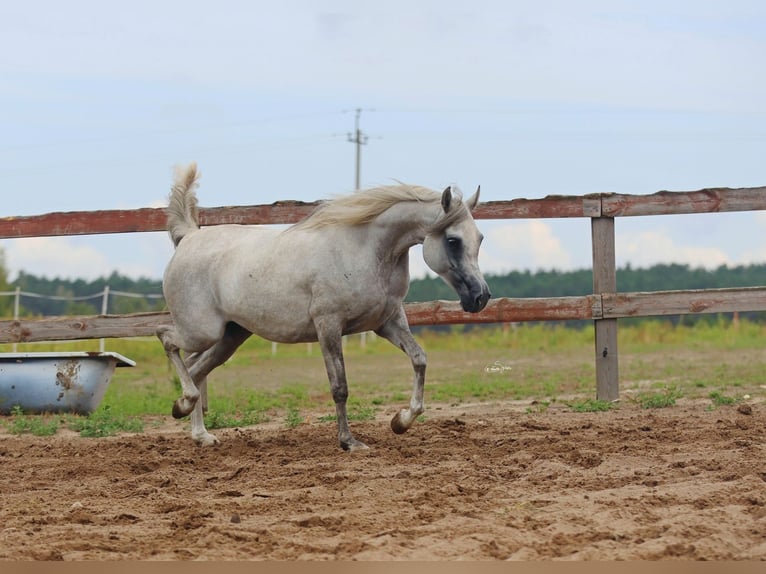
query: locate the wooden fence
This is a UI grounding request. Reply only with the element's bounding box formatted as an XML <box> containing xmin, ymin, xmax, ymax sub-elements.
<box><xmin>2</xmin><ymin>186</ymin><xmax>765</xmax><ymax>400</ymax></box>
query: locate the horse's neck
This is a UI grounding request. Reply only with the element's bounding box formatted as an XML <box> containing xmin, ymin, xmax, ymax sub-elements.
<box><xmin>369</xmin><ymin>200</ymin><xmax>442</xmax><ymax>256</ymax></box>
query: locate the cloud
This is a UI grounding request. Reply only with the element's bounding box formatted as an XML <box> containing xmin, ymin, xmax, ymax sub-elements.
<box><xmin>3</xmin><ymin>235</ymin><xmax>169</xmax><ymax>281</ymax></box>
<box><xmin>617</xmin><ymin>229</ymin><xmax>730</xmax><ymax>269</ymax></box>
<box><xmin>483</xmin><ymin>221</ymin><xmax>573</xmax><ymax>273</ymax></box>
<box><xmin>4</xmin><ymin>237</ymin><xmax>110</xmax><ymax>281</ymax></box>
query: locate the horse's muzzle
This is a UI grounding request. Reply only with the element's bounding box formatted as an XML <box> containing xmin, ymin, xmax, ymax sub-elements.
<box><xmin>445</xmin><ymin>269</ymin><xmax>491</xmax><ymax>314</ymax></box>
<box><xmin>460</xmin><ymin>284</ymin><xmax>491</xmax><ymax>313</ymax></box>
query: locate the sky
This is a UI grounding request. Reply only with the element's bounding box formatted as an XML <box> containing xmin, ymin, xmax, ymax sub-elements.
<box><xmin>1</xmin><ymin>0</ymin><xmax>765</xmax><ymax>285</ymax></box>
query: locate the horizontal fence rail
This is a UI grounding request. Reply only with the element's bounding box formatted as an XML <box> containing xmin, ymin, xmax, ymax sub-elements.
<box><xmin>2</xmin><ymin>185</ymin><xmax>765</xmax><ymax>400</ymax></box>
<box><xmin>2</xmin><ymin>187</ymin><xmax>766</xmax><ymax>238</ymax></box>
<box><xmin>2</xmin><ymin>286</ymin><xmax>764</xmax><ymax>344</ymax></box>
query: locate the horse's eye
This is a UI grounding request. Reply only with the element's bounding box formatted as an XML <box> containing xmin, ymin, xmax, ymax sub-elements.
<box><xmin>446</xmin><ymin>237</ymin><xmax>461</xmax><ymax>250</ymax></box>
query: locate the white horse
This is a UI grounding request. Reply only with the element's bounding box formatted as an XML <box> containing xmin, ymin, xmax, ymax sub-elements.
<box><xmin>157</xmin><ymin>163</ymin><xmax>490</xmax><ymax>451</ymax></box>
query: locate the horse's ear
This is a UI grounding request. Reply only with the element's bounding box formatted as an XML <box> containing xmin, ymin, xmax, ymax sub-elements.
<box><xmin>465</xmin><ymin>185</ymin><xmax>480</xmax><ymax>212</ymax></box>
<box><xmin>441</xmin><ymin>186</ymin><xmax>453</xmax><ymax>213</ymax></box>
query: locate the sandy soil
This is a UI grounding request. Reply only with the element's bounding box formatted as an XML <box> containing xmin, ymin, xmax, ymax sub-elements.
<box><xmin>1</xmin><ymin>399</ymin><xmax>765</xmax><ymax>561</ymax></box>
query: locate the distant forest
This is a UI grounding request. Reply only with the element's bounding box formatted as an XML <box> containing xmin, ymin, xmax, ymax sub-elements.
<box><xmin>3</xmin><ymin>263</ymin><xmax>766</xmax><ymax>322</ymax></box>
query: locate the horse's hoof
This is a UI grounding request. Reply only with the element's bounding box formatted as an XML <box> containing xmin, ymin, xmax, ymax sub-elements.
<box><xmin>390</xmin><ymin>411</ymin><xmax>410</xmax><ymax>435</ymax></box>
<box><xmin>172</xmin><ymin>398</ymin><xmax>195</xmax><ymax>419</ymax></box>
<box><xmin>341</xmin><ymin>438</ymin><xmax>370</xmax><ymax>452</ymax></box>
<box><xmin>193</xmin><ymin>432</ymin><xmax>220</xmax><ymax>447</ymax></box>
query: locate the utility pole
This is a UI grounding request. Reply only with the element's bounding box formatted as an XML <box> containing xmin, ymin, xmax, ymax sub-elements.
<box><xmin>347</xmin><ymin>108</ymin><xmax>368</xmax><ymax>191</ymax></box>
<box><xmin>347</xmin><ymin>108</ymin><xmax>371</xmax><ymax>348</ymax></box>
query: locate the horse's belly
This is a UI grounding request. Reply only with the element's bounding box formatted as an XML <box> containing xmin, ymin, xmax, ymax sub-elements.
<box><xmin>231</xmin><ymin>306</ymin><xmax>318</xmax><ymax>344</ymax></box>
<box><xmin>341</xmin><ymin>299</ymin><xmax>400</xmax><ymax>335</ymax></box>
<box><xmin>230</xmin><ymin>294</ymin><xmax>397</xmax><ymax>342</ymax></box>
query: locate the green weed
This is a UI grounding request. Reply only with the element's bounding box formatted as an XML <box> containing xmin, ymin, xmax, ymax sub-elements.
<box><xmin>5</xmin><ymin>406</ymin><xmax>60</xmax><ymax>436</ymax></box>
<box><xmin>708</xmin><ymin>391</ymin><xmax>738</xmax><ymax>408</ymax></box>
<box><xmin>67</xmin><ymin>405</ymin><xmax>144</xmax><ymax>437</ymax></box>
<box><xmin>636</xmin><ymin>386</ymin><xmax>682</xmax><ymax>409</ymax></box>
<box><xmin>204</xmin><ymin>409</ymin><xmax>269</xmax><ymax>429</ymax></box>
<box><xmin>284</xmin><ymin>407</ymin><xmax>303</xmax><ymax>428</ymax></box>
<box><xmin>317</xmin><ymin>402</ymin><xmax>377</xmax><ymax>423</ymax></box>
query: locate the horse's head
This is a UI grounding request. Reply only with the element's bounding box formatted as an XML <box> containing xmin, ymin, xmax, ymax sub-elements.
<box><xmin>422</xmin><ymin>186</ymin><xmax>491</xmax><ymax>313</ymax></box>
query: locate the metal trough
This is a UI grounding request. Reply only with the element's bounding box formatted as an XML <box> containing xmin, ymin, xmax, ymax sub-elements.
<box><xmin>0</xmin><ymin>352</ymin><xmax>135</xmax><ymax>415</ymax></box>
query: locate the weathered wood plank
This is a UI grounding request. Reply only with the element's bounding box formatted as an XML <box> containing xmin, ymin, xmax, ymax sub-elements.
<box><xmin>0</xmin><ymin>202</ymin><xmax>320</xmax><ymax>239</ymax></box>
<box><xmin>0</xmin><ymin>208</ymin><xmax>169</xmax><ymax>239</ymax></box>
<box><xmin>602</xmin><ymin>287</ymin><xmax>766</xmax><ymax>318</ymax></box>
<box><xmin>0</xmin><ymin>297</ymin><xmax>599</xmax><ymax>343</ymax></box>
<box><xmin>198</xmin><ymin>201</ymin><xmax>318</xmax><ymax>226</ymax></box>
<box><xmin>1</xmin><ymin>288</ymin><xmax>763</xmax><ymax>344</ymax></box>
<box><xmin>0</xmin><ymin>196</ymin><xmax>602</xmax><ymax>239</ymax></box>
<box><xmin>591</xmin><ymin>216</ymin><xmax>619</xmax><ymax>401</ymax></box>
<box><xmin>404</xmin><ymin>296</ymin><xmax>598</xmax><ymax>325</ymax></box>
<box><xmin>601</xmin><ymin>187</ymin><xmax>766</xmax><ymax>217</ymax></box>
<box><xmin>4</xmin><ymin>185</ymin><xmax>764</xmax><ymax>239</ymax></box>
<box><xmin>473</xmin><ymin>196</ymin><xmax>602</xmax><ymax>219</ymax></box>
<box><xmin>594</xmin><ymin>318</ymin><xmax>619</xmax><ymax>401</ymax></box>
<box><xmin>0</xmin><ymin>312</ymin><xmax>171</xmax><ymax>343</ymax></box>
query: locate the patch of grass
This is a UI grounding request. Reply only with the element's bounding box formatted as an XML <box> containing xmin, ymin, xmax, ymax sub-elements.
<box><xmin>429</xmin><ymin>374</ymin><xmax>516</xmax><ymax>403</ymax></box>
<box><xmin>317</xmin><ymin>402</ymin><xmax>378</xmax><ymax>423</ymax></box>
<box><xmin>348</xmin><ymin>404</ymin><xmax>377</xmax><ymax>421</ymax></box>
<box><xmin>5</xmin><ymin>406</ymin><xmax>60</xmax><ymax>436</ymax></box>
<box><xmin>278</xmin><ymin>384</ymin><xmax>311</xmax><ymax>408</ymax></box>
<box><xmin>204</xmin><ymin>384</ymin><xmax>322</xmax><ymax>417</ymax></box>
<box><xmin>66</xmin><ymin>405</ymin><xmax>144</xmax><ymax>437</ymax></box>
<box><xmin>708</xmin><ymin>391</ymin><xmax>738</xmax><ymax>408</ymax></box>
<box><xmin>525</xmin><ymin>400</ymin><xmax>551</xmax><ymax>414</ymax></box>
<box><xmin>635</xmin><ymin>386</ymin><xmax>682</xmax><ymax>409</ymax></box>
<box><xmin>284</xmin><ymin>407</ymin><xmax>303</xmax><ymax>428</ymax></box>
<box><xmin>100</xmin><ymin>375</ymin><xmax>180</xmax><ymax>416</ymax></box>
<box><xmin>204</xmin><ymin>409</ymin><xmax>269</xmax><ymax>430</ymax></box>
<box><xmin>565</xmin><ymin>398</ymin><xmax>614</xmax><ymax>412</ymax></box>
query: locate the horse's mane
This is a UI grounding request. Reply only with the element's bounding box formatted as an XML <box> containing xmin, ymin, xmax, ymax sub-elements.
<box><xmin>293</xmin><ymin>184</ymin><xmax>468</xmax><ymax>232</ymax></box>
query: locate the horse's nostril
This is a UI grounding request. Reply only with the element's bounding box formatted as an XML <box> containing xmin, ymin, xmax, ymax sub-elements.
<box><xmin>475</xmin><ymin>291</ymin><xmax>490</xmax><ymax>309</ymax></box>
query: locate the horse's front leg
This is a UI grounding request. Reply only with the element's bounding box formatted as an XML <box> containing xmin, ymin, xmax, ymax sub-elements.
<box><xmin>375</xmin><ymin>307</ymin><xmax>427</xmax><ymax>434</ymax></box>
<box><xmin>315</xmin><ymin>318</ymin><xmax>369</xmax><ymax>452</ymax></box>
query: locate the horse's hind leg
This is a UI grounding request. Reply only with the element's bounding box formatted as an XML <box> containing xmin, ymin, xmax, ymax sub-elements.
<box><xmin>375</xmin><ymin>307</ymin><xmax>427</xmax><ymax>434</ymax></box>
<box><xmin>183</xmin><ymin>352</ymin><xmax>209</xmax><ymax>411</ymax></box>
<box><xmin>157</xmin><ymin>325</ymin><xmax>200</xmax><ymax>418</ymax></box>
<box><xmin>182</xmin><ymin>323</ymin><xmax>252</xmax><ymax>446</ymax></box>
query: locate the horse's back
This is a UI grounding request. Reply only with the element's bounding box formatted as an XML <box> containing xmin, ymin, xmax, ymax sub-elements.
<box><xmin>163</xmin><ymin>224</ymin><xmax>321</xmax><ymax>343</ymax></box>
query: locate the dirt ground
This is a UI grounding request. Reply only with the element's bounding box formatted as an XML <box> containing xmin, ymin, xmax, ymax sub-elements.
<box><xmin>1</xmin><ymin>398</ymin><xmax>765</xmax><ymax>561</ymax></box>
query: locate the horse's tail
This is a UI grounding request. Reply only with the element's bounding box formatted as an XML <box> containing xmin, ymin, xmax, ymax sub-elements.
<box><xmin>167</xmin><ymin>162</ymin><xmax>201</xmax><ymax>247</ymax></box>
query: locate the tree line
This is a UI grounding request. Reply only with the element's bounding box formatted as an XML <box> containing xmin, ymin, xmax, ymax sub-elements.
<box><xmin>3</xmin><ymin>270</ymin><xmax>166</xmax><ymax>317</ymax></box>
<box><xmin>2</xmin><ymin>258</ymin><xmax>766</xmax><ymax>321</ymax></box>
<box><xmin>406</xmin><ymin>262</ymin><xmax>766</xmax><ymax>300</ymax></box>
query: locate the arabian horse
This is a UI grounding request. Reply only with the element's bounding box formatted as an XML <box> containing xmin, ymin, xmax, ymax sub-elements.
<box><xmin>157</xmin><ymin>163</ymin><xmax>490</xmax><ymax>451</ymax></box>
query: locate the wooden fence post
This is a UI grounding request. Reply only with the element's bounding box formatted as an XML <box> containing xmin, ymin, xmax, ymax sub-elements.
<box><xmin>99</xmin><ymin>286</ymin><xmax>110</xmax><ymax>352</ymax></box>
<box><xmin>591</xmin><ymin>215</ymin><xmax>619</xmax><ymax>401</ymax></box>
<box><xmin>12</xmin><ymin>286</ymin><xmax>20</xmax><ymax>352</ymax></box>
